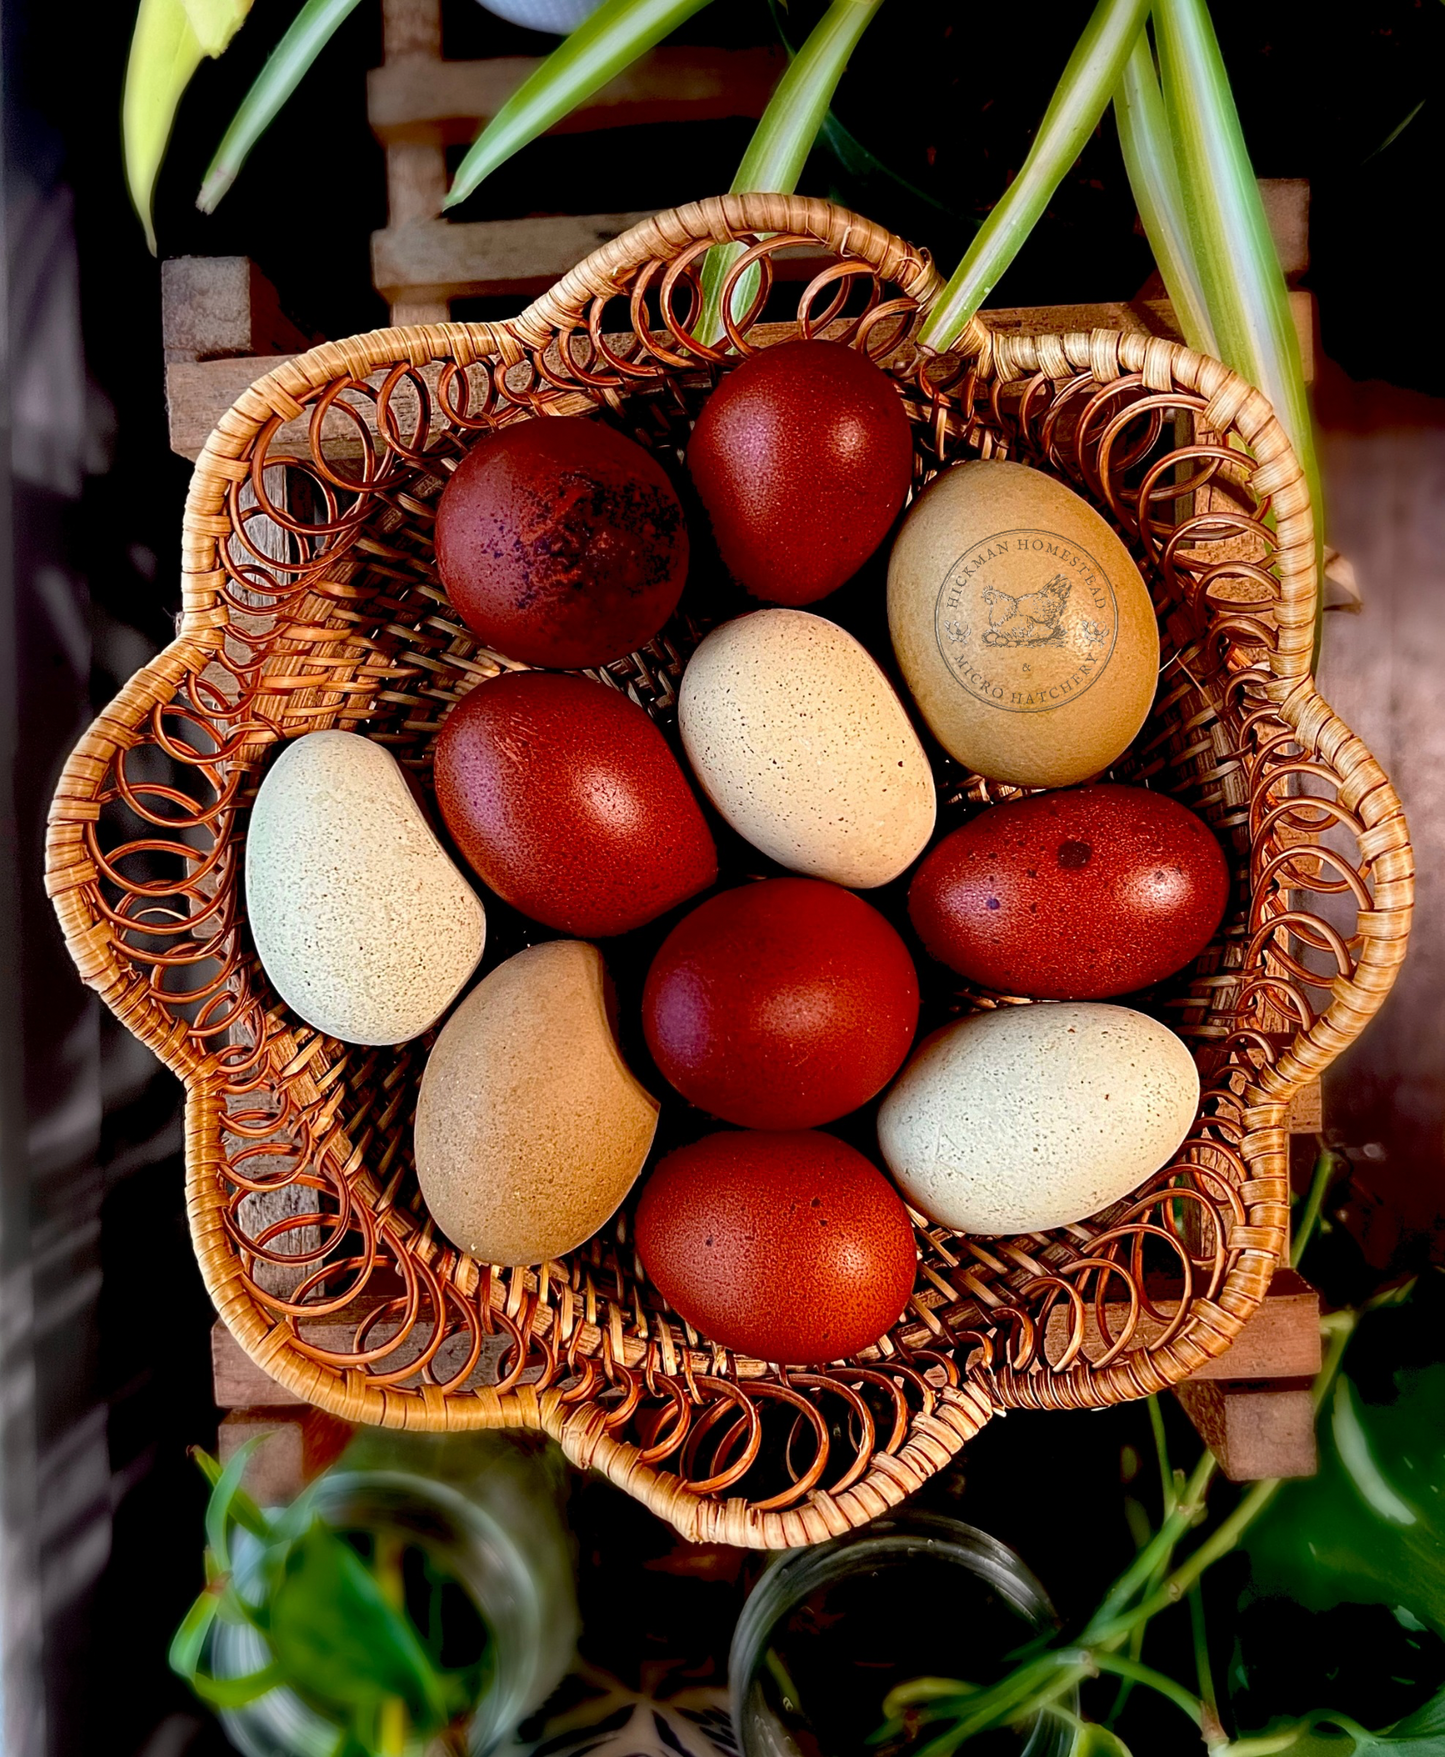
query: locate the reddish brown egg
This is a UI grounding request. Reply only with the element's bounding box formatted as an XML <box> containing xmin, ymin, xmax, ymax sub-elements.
<box><xmin>908</xmin><ymin>784</ymin><xmax>1231</xmax><ymax>998</ymax></box>
<box><xmin>642</xmin><ymin>878</ymin><xmax>918</xmax><ymax>1128</ymax></box>
<box><xmin>435</xmin><ymin>416</ymin><xmax>688</xmax><ymax>668</ymax></box>
<box><xmin>634</xmin><ymin>1130</ymin><xmax>917</xmax><ymax>1364</ymax></box>
<box><xmin>434</xmin><ymin>671</ymin><xmax>716</xmax><ymax>936</ymax></box>
<box><xmin>686</xmin><ymin>339</ymin><xmax>914</xmax><ymax>605</ymax></box>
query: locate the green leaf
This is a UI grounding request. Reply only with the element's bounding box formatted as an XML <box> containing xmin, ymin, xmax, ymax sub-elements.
<box><xmin>199</xmin><ymin>0</ymin><xmax>364</xmax><ymax>213</ymax></box>
<box><xmin>445</xmin><ymin>0</ymin><xmax>718</xmax><ymax>210</ymax></box>
<box><xmin>1152</xmin><ymin>0</ymin><xmax>1324</xmax><ymax>651</ymax></box>
<box><xmin>916</xmin><ymin>0</ymin><xmax>1151</xmax><ymax>353</ymax></box>
<box><xmin>1242</xmin><ymin>1287</ymin><xmax>1445</xmax><ymax>1635</ymax></box>
<box><xmin>264</xmin><ymin>1519</ymin><xmax>449</xmax><ymax>1730</ymax></box>
<box><xmin>169</xmin><ymin>1588</ymin><xmax>222</xmax><ymax>1683</ymax></box>
<box><xmin>699</xmin><ymin>0</ymin><xmax>887</xmax><ymax>344</ymax></box>
<box><xmin>123</xmin><ymin>0</ymin><xmax>253</xmax><ymax>251</ymax></box>
<box><xmin>192</xmin><ymin>1444</ymin><xmax>272</xmax><ymax>1541</ymax></box>
<box><xmin>1389</xmin><ymin>1683</ymin><xmax>1445</xmax><ymax>1740</ymax></box>
<box><xmin>1073</xmin><ymin>1726</ymin><xmax>1134</xmax><ymax>1755</ymax></box>
<box><xmin>1113</xmin><ymin>29</ymin><xmax>1216</xmax><ymax>354</ymax></box>
<box><xmin>188</xmin><ymin>1661</ymin><xmax>288</xmax><ymax>1710</ymax></box>
<box><xmin>205</xmin><ymin>1437</ymin><xmax>268</xmax><ymax>1575</ymax></box>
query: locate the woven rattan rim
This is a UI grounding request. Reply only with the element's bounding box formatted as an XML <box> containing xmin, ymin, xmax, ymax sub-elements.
<box><xmin>46</xmin><ymin>195</ymin><xmax>1412</xmax><ymax>1545</ymax></box>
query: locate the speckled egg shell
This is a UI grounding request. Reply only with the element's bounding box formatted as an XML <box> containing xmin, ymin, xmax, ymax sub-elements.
<box><xmin>434</xmin><ymin>670</ymin><xmax>717</xmax><ymax>937</ymax></box>
<box><xmin>245</xmin><ymin>731</ymin><xmax>485</xmax><ymax>1046</ymax></box>
<box><xmin>434</xmin><ymin>415</ymin><xmax>688</xmax><ymax>670</ymax></box>
<box><xmin>888</xmin><ymin>460</ymin><xmax>1159</xmax><ymax>787</ymax></box>
<box><xmin>877</xmin><ymin>1002</ymin><xmax>1200</xmax><ymax>1235</ymax></box>
<box><xmin>634</xmin><ymin>1129</ymin><xmax>917</xmax><ymax>1364</ymax></box>
<box><xmin>678</xmin><ymin>609</ymin><xmax>936</xmax><ymax>888</ymax></box>
<box><xmin>414</xmin><ymin>940</ymin><xmax>659</xmax><ymax>1266</ymax></box>
<box><xmin>908</xmin><ymin>784</ymin><xmax>1231</xmax><ymax>998</ymax></box>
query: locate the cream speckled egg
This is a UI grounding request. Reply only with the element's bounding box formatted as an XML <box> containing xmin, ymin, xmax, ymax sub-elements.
<box><xmin>246</xmin><ymin>731</ymin><xmax>485</xmax><ymax>1045</ymax></box>
<box><xmin>415</xmin><ymin>940</ymin><xmax>659</xmax><ymax>1266</ymax></box>
<box><xmin>877</xmin><ymin>1002</ymin><xmax>1199</xmax><ymax>1235</ymax></box>
<box><xmin>888</xmin><ymin>460</ymin><xmax>1159</xmax><ymax>787</ymax></box>
<box><xmin>678</xmin><ymin>609</ymin><xmax>936</xmax><ymax>888</ymax></box>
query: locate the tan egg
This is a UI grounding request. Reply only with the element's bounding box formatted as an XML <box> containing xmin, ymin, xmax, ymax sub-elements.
<box><xmin>877</xmin><ymin>1002</ymin><xmax>1200</xmax><ymax>1235</ymax></box>
<box><xmin>245</xmin><ymin>731</ymin><xmax>485</xmax><ymax>1046</ymax></box>
<box><xmin>888</xmin><ymin>460</ymin><xmax>1159</xmax><ymax>787</ymax></box>
<box><xmin>678</xmin><ymin>609</ymin><xmax>936</xmax><ymax>888</ymax></box>
<box><xmin>415</xmin><ymin>940</ymin><xmax>659</xmax><ymax>1266</ymax></box>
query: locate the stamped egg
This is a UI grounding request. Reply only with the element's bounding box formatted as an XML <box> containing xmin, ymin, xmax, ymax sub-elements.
<box><xmin>877</xmin><ymin>1003</ymin><xmax>1200</xmax><ymax>1235</ymax></box>
<box><xmin>435</xmin><ymin>670</ymin><xmax>717</xmax><ymax>937</ymax></box>
<box><xmin>634</xmin><ymin>1130</ymin><xmax>917</xmax><ymax>1364</ymax></box>
<box><xmin>888</xmin><ymin>460</ymin><xmax>1159</xmax><ymax>787</ymax></box>
<box><xmin>909</xmin><ymin>784</ymin><xmax>1231</xmax><ymax>997</ymax></box>
<box><xmin>643</xmin><ymin>878</ymin><xmax>919</xmax><ymax>1128</ymax></box>
<box><xmin>678</xmin><ymin>609</ymin><xmax>936</xmax><ymax>888</ymax></box>
<box><xmin>415</xmin><ymin>940</ymin><xmax>658</xmax><ymax>1266</ymax></box>
<box><xmin>245</xmin><ymin>731</ymin><xmax>485</xmax><ymax>1046</ymax></box>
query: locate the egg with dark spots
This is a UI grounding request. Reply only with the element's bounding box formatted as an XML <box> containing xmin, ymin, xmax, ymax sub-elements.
<box><xmin>908</xmin><ymin>784</ymin><xmax>1230</xmax><ymax>997</ymax></box>
<box><xmin>633</xmin><ymin>1130</ymin><xmax>917</xmax><ymax>1364</ymax></box>
<box><xmin>686</xmin><ymin>340</ymin><xmax>914</xmax><ymax>605</ymax></box>
<box><xmin>435</xmin><ymin>416</ymin><xmax>688</xmax><ymax>668</ymax></box>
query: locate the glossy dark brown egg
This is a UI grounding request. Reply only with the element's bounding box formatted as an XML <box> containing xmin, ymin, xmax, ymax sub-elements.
<box><xmin>634</xmin><ymin>1129</ymin><xmax>917</xmax><ymax>1365</ymax></box>
<box><xmin>435</xmin><ymin>416</ymin><xmax>688</xmax><ymax>668</ymax></box>
<box><xmin>642</xmin><ymin>878</ymin><xmax>918</xmax><ymax>1128</ymax></box>
<box><xmin>908</xmin><ymin>783</ymin><xmax>1231</xmax><ymax>998</ymax></box>
<box><xmin>434</xmin><ymin>671</ymin><xmax>716</xmax><ymax>937</ymax></box>
<box><xmin>686</xmin><ymin>339</ymin><xmax>914</xmax><ymax>605</ymax></box>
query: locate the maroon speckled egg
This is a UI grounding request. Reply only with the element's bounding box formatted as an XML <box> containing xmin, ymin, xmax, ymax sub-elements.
<box><xmin>908</xmin><ymin>784</ymin><xmax>1231</xmax><ymax>998</ymax></box>
<box><xmin>642</xmin><ymin>878</ymin><xmax>918</xmax><ymax>1128</ymax></box>
<box><xmin>634</xmin><ymin>1130</ymin><xmax>917</xmax><ymax>1364</ymax></box>
<box><xmin>435</xmin><ymin>416</ymin><xmax>688</xmax><ymax>668</ymax></box>
<box><xmin>434</xmin><ymin>671</ymin><xmax>716</xmax><ymax>936</ymax></box>
<box><xmin>686</xmin><ymin>340</ymin><xmax>914</xmax><ymax>605</ymax></box>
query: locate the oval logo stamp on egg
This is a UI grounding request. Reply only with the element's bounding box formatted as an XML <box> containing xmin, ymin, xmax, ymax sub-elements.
<box><xmin>932</xmin><ymin>527</ymin><xmax>1119</xmax><ymax>714</ymax></box>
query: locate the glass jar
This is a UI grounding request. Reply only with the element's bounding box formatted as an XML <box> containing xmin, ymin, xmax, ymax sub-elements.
<box><xmin>729</xmin><ymin>1512</ymin><xmax>1074</xmax><ymax>1757</ymax></box>
<box><xmin>210</xmin><ymin>1432</ymin><xmax>578</xmax><ymax>1757</ymax></box>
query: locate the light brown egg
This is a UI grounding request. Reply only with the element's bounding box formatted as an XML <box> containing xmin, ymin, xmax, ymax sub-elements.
<box><xmin>888</xmin><ymin>460</ymin><xmax>1159</xmax><ymax>787</ymax></box>
<box><xmin>678</xmin><ymin>609</ymin><xmax>936</xmax><ymax>888</ymax></box>
<box><xmin>414</xmin><ymin>940</ymin><xmax>658</xmax><ymax>1265</ymax></box>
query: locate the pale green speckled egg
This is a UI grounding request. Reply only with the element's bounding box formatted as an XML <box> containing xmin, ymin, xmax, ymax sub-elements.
<box><xmin>877</xmin><ymin>1002</ymin><xmax>1199</xmax><ymax>1235</ymax></box>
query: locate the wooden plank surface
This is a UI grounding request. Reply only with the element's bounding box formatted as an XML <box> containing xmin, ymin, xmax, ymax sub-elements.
<box><xmin>161</xmin><ymin>256</ymin><xmax>314</xmax><ymax>363</ymax></box>
<box><xmin>1175</xmin><ymin>1378</ymin><xmax>1318</xmax><ymax>1480</ymax></box>
<box><xmin>368</xmin><ymin>45</ymin><xmax>784</xmax><ymax>147</ymax></box>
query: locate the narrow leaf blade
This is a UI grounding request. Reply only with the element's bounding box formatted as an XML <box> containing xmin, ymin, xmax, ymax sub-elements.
<box><xmin>1113</xmin><ymin>30</ymin><xmax>1217</xmax><ymax>354</ymax></box>
<box><xmin>199</xmin><ymin>0</ymin><xmax>364</xmax><ymax>213</ymax></box>
<box><xmin>1153</xmin><ymin>0</ymin><xmax>1324</xmax><ymax>640</ymax></box>
<box><xmin>918</xmin><ymin>0</ymin><xmax>1151</xmax><ymax>352</ymax></box>
<box><xmin>446</xmin><ymin>0</ymin><xmax>717</xmax><ymax>210</ymax></box>
<box><xmin>699</xmin><ymin>0</ymin><xmax>886</xmax><ymax>344</ymax></box>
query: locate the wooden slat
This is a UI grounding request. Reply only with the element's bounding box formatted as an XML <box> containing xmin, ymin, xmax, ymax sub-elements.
<box><xmin>368</xmin><ymin>45</ymin><xmax>785</xmax><ymax>147</ymax></box>
<box><xmin>1043</xmin><ymin>1269</ymin><xmax>1321</xmax><ymax>1381</ymax></box>
<box><xmin>372</xmin><ymin>210</ymin><xmax>662</xmax><ymax>304</ymax></box>
<box><xmin>218</xmin><ymin>1407</ymin><xmax>356</xmax><ymax>1503</ymax></box>
<box><xmin>161</xmin><ymin>256</ymin><xmax>314</xmax><ymax>363</ymax></box>
<box><xmin>1175</xmin><ymin>1378</ymin><xmax>1318</xmax><ymax>1480</ymax></box>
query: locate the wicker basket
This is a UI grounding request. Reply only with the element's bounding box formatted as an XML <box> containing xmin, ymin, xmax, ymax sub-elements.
<box><xmin>46</xmin><ymin>195</ymin><xmax>1412</xmax><ymax>1547</ymax></box>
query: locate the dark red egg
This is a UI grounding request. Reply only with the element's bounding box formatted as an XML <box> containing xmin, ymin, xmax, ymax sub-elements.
<box><xmin>634</xmin><ymin>1130</ymin><xmax>917</xmax><ymax>1364</ymax></box>
<box><xmin>434</xmin><ymin>670</ymin><xmax>716</xmax><ymax>936</ymax></box>
<box><xmin>642</xmin><ymin>878</ymin><xmax>918</xmax><ymax>1128</ymax></box>
<box><xmin>908</xmin><ymin>783</ymin><xmax>1231</xmax><ymax>998</ymax></box>
<box><xmin>686</xmin><ymin>339</ymin><xmax>914</xmax><ymax>605</ymax></box>
<box><xmin>435</xmin><ymin>416</ymin><xmax>688</xmax><ymax>668</ymax></box>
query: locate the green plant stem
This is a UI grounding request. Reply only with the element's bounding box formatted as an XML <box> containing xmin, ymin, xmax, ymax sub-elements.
<box><xmin>699</xmin><ymin>0</ymin><xmax>887</xmax><ymax>344</ymax></box>
<box><xmin>1187</xmin><ymin>1584</ymin><xmax>1222</xmax><ymax>1737</ymax></box>
<box><xmin>1292</xmin><ymin>1146</ymin><xmax>1344</xmax><ymax>1269</ymax></box>
<box><xmin>917</xmin><ymin>0</ymin><xmax>1151</xmax><ymax>352</ymax></box>
<box><xmin>198</xmin><ymin>0</ymin><xmax>363</xmax><ymax>212</ymax></box>
<box><xmin>1085</xmin><ymin>1651</ymin><xmax>1204</xmax><ymax>1726</ymax></box>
